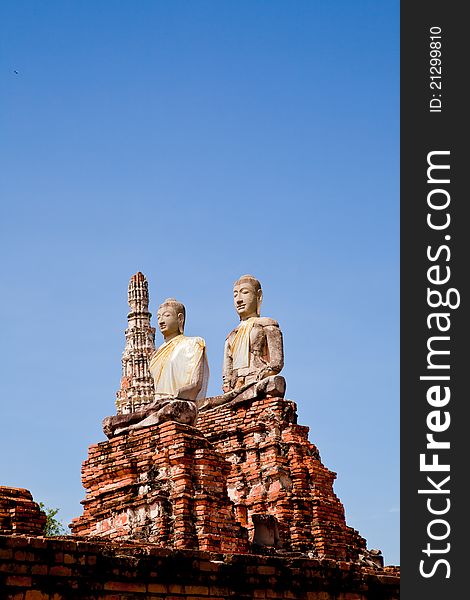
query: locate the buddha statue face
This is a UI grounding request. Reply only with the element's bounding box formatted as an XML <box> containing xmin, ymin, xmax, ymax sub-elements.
<box><xmin>233</xmin><ymin>276</ymin><xmax>262</xmax><ymax>320</ymax></box>
<box><xmin>157</xmin><ymin>299</ymin><xmax>185</xmax><ymax>340</ymax></box>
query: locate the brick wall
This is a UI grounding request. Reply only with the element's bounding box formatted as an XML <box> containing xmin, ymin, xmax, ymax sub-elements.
<box><xmin>0</xmin><ymin>534</ymin><xmax>400</xmax><ymax>600</ymax></box>
<box><xmin>71</xmin><ymin>422</ymin><xmax>248</xmax><ymax>553</ymax></box>
<box><xmin>71</xmin><ymin>396</ymin><xmax>367</xmax><ymax>561</ymax></box>
<box><xmin>0</xmin><ymin>488</ymin><xmax>45</xmax><ymax>537</ymax></box>
<box><xmin>196</xmin><ymin>396</ymin><xmax>365</xmax><ymax>559</ymax></box>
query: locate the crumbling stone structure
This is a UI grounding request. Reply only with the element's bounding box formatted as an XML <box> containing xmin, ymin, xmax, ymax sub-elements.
<box><xmin>197</xmin><ymin>395</ymin><xmax>366</xmax><ymax>559</ymax></box>
<box><xmin>0</xmin><ymin>273</ymin><xmax>400</xmax><ymax>598</ymax></box>
<box><xmin>74</xmin><ymin>273</ymin><xmax>368</xmax><ymax>562</ymax></box>
<box><xmin>0</xmin><ymin>487</ymin><xmax>46</xmax><ymax>536</ymax></box>
<box><xmin>71</xmin><ymin>421</ymin><xmax>248</xmax><ymax>554</ymax></box>
<box><xmin>72</xmin><ymin>391</ymin><xmax>367</xmax><ymax>561</ymax></box>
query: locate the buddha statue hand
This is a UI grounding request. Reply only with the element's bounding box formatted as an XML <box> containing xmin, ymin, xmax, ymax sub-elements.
<box><xmin>256</xmin><ymin>365</ymin><xmax>275</xmax><ymax>382</ymax></box>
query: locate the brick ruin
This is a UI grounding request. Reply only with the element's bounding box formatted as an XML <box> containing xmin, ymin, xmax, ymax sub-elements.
<box><xmin>71</xmin><ymin>421</ymin><xmax>248</xmax><ymax>554</ymax></box>
<box><xmin>197</xmin><ymin>396</ymin><xmax>366</xmax><ymax>559</ymax></box>
<box><xmin>0</xmin><ymin>487</ymin><xmax>46</xmax><ymax>537</ymax></box>
<box><xmin>71</xmin><ymin>273</ymin><xmax>368</xmax><ymax>562</ymax></box>
<box><xmin>70</xmin><ymin>394</ymin><xmax>367</xmax><ymax>563</ymax></box>
<box><xmin>0</xmin><ymin>272</ymin><xmax>399</xmax><ymax>598</ymax></box>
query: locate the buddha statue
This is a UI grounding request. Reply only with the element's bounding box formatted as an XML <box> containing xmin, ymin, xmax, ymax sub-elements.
<box><xmin>224</xmin><ymin>274</ymin><xmax>284</xmax><ymax>392</ymax></box>
<box><xmin>200</xmin><ymin>275</ymin><xmax>285</xmax><ymax>410</ymax></box>
<box><xmin>103</xmin><ymin>298</ymin><xmax>209</xmax><ymax>438</ymax></box>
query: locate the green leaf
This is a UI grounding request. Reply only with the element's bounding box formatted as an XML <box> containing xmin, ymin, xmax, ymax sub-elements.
<box><xmin>38</xmin><ymin>502</ymin><xmax>67</xmax><ymax>536</ymax></box>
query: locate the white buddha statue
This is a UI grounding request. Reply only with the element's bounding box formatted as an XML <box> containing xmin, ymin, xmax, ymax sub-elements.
<box><xmin>103</xmin><ymin>298</ymin><xmax>208</xmax><ymax>438</ymax></box>
<box><xmin>149</xmin><ymin>298</ymin><xmax>209</xmax><ymax>402</ymax></box>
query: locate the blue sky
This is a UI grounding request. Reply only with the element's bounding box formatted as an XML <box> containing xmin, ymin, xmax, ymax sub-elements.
<box><xmin>0</xmin><ymin>1</ymin><xmax>399</xmax><ymax>564</ymax></box>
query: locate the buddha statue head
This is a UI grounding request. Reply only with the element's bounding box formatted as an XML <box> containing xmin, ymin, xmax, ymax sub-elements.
<box><xmin>233</xmin><ymin>275</ymin><xmax>263</xmax><ymax>320</ymax></box>
<box><xmin>157</xmin><ymin>298</ymin><xmax>186</xmax><ymax>340</ymax></box>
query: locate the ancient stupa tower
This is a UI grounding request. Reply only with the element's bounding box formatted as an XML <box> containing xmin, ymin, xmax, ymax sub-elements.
<box><xmin>115</xmin><ymin>272</ymin><xmax>156</xmax><ymax>414</ymax></box>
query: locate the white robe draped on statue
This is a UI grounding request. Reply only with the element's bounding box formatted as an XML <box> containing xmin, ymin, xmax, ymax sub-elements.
<box><xmin>149</xmin><ymin>335</ymin><xmax>209</xmax><ymax>400</ymax></box>
<box><xmin>230</xmin><ymin>317</ymin><xmax>256</xmax><ymax>370</ymax></box>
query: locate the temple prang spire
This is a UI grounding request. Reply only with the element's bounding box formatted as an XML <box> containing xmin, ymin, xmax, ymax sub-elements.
<box><xmin>115</xmin><ymin>272</ymin><xmax>156</xmax><ymax>414</ymax></box>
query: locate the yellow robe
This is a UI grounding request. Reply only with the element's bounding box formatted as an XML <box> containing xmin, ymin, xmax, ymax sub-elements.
<box><xmin>149</xmin><ymin>335</ymin><xmax>209</xmax><ymax>400</ymax></box>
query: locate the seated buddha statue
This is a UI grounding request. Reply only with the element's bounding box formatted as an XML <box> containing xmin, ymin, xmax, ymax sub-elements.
<box><xmin>103</xmin><ymin>298</ymin><xmax>209</xmax><ymax>438</ymax></box>
<box><xmin>200</xmin><ymin>275</ymin><xmax>285</xmax><ymax>410</ymax></box>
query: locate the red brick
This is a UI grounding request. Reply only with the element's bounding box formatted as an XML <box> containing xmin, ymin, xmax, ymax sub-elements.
<box><xmin>25</xmin><ymin>592</ymin><xmax>49</xmax><ymax>600</ymax></box>
<box><xmin>168</xmin><ymin>583</ymin><xmax>185</xmax><ymax>593</ymax></box>
<box><xmin>72</xmin><ymin>423</ymin><xmax>248</xmax><ymax>553</ymax></box>
<box><xmin>49</xmin><ymin>566</ymin><xmax>72</xmax><ymax>577</ymax></box>
<box><xmin>104</xmin><ymin>581</ymin><xmax>146</xmax><ymax>593</ymax></box>
<box><xmin>6</xmin><ymin>563</ymin><xmax>29</xmax><ymax>575</ymax></box>
<box><xmin>184</xmin><ymin>585</ymin><xmax>209</xmax><ymax>595</ymax></box>
<box><xmin>63</xmin><ymin>553</ymin><xmax>75</xmax><ymax>564</ymax></box>
<box><xmin>6</xmin><ymin>575</ymin><xmax>32</xmax><ymax>587</ymax></box>
<box><xmin>147</xmin><ymin>583</ymin><xmax>168</xmax><ymax>593</ymax></box>
<box><xmin>0</xmin><ymin>488</ymin><xmax>46</xmax><ymax>537</ymax></box>
<box><xmin>257</xmin><ymin>566</ymin><xmax>276</xmax><ymax>575</ymax></box>
<box><xmin>209</xmin><ymin>586</ymin><xmax>229</xmax><ymax>596</ymax></box>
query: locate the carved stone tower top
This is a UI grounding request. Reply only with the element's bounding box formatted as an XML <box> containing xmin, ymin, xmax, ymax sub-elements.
<box><xmin>115</xmin><ymin>272</ymin><xmax>156</xmax><ymax>414</ymax></box>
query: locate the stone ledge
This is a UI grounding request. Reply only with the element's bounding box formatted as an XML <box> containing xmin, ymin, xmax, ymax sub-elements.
<box><xmin>0</xmin><ymin>534</ymin><xmax>400</xmax><ymax>600</ymax></box>
<box><xmin>197</xmin><ymin>385</ymin><xmax>293</xmax><ymax>418</ymax></box>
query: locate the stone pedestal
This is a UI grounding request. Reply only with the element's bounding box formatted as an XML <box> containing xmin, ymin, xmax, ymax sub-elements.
<box><xmin>196</xmin><ymin>396</ymin><xmax>366</xmax><ymax>560</ymax></box>
<box><xmin>71</xmin><ymin>421</ymin><xmax>248</xmax><ymax>553</ymax></box>
<box><xmin>0</xmin><ymin>487</ymin><xmax>46</xmax><ymax>536</ymax></box>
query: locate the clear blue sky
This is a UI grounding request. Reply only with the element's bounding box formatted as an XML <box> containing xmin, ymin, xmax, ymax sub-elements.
<box><xmin>0</xmin><ymin>1</ymin><xmax>399</xmax><ymax>564</ymax></box>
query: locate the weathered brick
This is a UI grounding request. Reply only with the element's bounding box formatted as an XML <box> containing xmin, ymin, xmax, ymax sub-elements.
<box><xmin>209</xmin><ymin>586</ymin><xmax>229</xmax><ymax>596</ymax></box>
<box><xmin>266</xmin><ymin>590</ymin><xmax>284</xmax><ymax>599</ymax></box>
<box><xmin>196</xmin><ymin>397</ymin><xmax>367</xmax><ymax>560</ymax></box>
<box><xmin>104</xmin><ymin>581</ymin><xmax>146</xmax><ymax>593</ymax></box>
<box><xmin>25</xmin><ymin>591</ymin><xmax>49</xmax><ymax>600</ymax></box>
<box><xmin>63</xmin><ymin>553</ymin><xmax>75</xmax><ymax>564</ymax></box>
<box><xmin>6</xmin><ymin>563</ymin><xmax>29</xmax><ymax>575</ymax></box>
<box><xmin>0</xmin><ymin>396</ymin><xmax>400</xmax><ymax>600</ymax></box>
<box><xmin>6</xmin><ymin>575</ymin><xmax>32</xmax><ymax>587</ymax></box>
<box><xmin>257</xmin><ymin>566</ymin><xmax>276</xmax><ymax>575</ymax></box>
<box><xmin>49</xmin><ymin>566</ymin><xmax>72</xmax><ymax>577</ymax></box>
<box><xmin>71</xmin><ymin>423</ymin><xmax>248</xmax><ymax>553</ymax></box>
<box><xmin>147</xmin><ymin>583</ymin><xmax>168</xmax><ymax>593</ymax></box>
<box><xmin>184</xmin><ymin>585</ymin><xmax>209</xmax><ymax>595</ymax></box>
<box><xmin>0</xmin><ymin>488</ymin><xmax>46</xmax><ymax>537</ymax></box>
<box><xmin>200</xmin><ymin>560</ymin><xmax>221</xmax><ymax>572</ymax></box>
<box><xmin>168</xmin><ymin>583</ymin><xmax>185</xmax><ymax>593</ymax></box>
